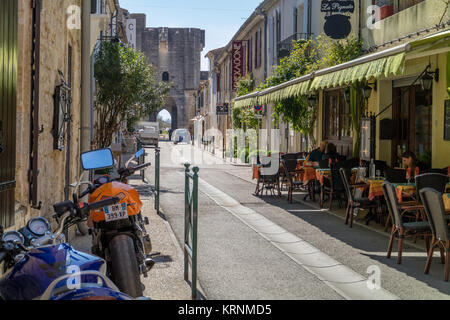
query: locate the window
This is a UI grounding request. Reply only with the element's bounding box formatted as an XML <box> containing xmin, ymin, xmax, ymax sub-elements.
<box><xmin>254</xmin><ymin>28</ymin><xmax>262</xmax><ymax>69</ymax></box>
<box><xmin>162</xmin><ymin>72</ymin><xmax>169</xmax><ymax>82</ymax></box>
<box><xmin>247</xmin><ymin>37</ymin><xmax>252</xmax><ymax>73</ymax></box>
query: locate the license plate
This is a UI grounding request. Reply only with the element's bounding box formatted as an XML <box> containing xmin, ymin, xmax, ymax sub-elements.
<box><xmin>103</xmin><ymin>203</ymin><xmax>128</xmax><ymax>222</ymax></box>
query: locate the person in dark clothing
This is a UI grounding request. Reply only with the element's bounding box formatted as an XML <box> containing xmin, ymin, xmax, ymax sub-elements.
<box><xmin>306</xmin><ymin>141</ymin><xmax>327</xmax><ymax>163</ymax></box>
<box><xmin>168</xmin><ymin>128</ymin><xmax>173</xmax><ymax>141</ymax></box>
<box><xmin>322</xmin><ymin>143</ymin><xmax>340</xmax><ymax>162</ymax></box>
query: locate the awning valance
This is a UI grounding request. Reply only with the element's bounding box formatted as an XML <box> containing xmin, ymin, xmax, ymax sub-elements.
<box><xmin>309</xmin><ymin>52</ymin><xmax>405</xmax><ymax>90</ymax></box>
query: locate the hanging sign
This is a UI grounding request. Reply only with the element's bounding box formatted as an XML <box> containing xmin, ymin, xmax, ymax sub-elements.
<box><xmin>232</xmin><ymin>41</ymin><xmax>243</xmax><ymax>91</ymax></box>
<box><xmin>125</xmin><ymin>19</ymin><xmax>137</xmax><ymax>50</ymax></box>
<box><xmin>321</xmin><ymin>1</ymin><xmax>355</xmax><ymax>13</ymax></box>
<box><xmin>217</xmin><ymin>103</ymin><xmax>229</xmax><ymax>115</ymax></box>
<box><xmin>254</xmin><ymin>105</ymin><xmax>263</xmax><ymax>112</ymax></box>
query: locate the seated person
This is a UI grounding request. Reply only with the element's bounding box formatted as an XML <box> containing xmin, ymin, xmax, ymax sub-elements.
<box><xmin>306</xmin><ymin>141</ymin><xmax>327</xmax><ymax>163</ymax></box>
<box><xmin>401</xmin><ymin>150</ymin><xmax>421</xmax><ymax>180</ymax></box>
<box><xmin>322</xmin><ymin>143</ymin><xmax>340</xmax><ymax>163</ymax></box>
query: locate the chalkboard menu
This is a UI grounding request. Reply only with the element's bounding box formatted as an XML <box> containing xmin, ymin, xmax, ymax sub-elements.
<box><xmin>445</xmin><ymin>100</ymin><xmax>450</xmax><ymax>141</ymax></box>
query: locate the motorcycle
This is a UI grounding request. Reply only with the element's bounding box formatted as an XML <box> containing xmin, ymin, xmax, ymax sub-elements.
<box><xmin>0</xmin><ymin>194</ymin><xmax>137</xmax><ymax>300</ymax></box>
<box><xmin>74</xmin><ymin>148</ymin><xmax>154</xmax><ymax>298</ymax></box>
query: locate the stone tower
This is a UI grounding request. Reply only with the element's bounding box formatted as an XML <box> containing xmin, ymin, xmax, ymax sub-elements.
<box><xmin>123</xmin><ymin>12</ymin><xmax>205</xmax><ymax>132</ymax></box>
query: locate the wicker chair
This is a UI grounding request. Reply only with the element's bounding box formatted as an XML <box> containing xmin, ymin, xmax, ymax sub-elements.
<box><xmin>383</xmin><ymin>182</ymin><xmax>431</xmax><ymax>264</ymax></box>
<box><xmin>282</xmin><ymin>158</ymin><xmax>306</xmax><ymax>204</ymax></box>
<box><xmin>258</xmin><ymin>156</ymin><xmax>281</xmax><ymax>196</ymax></box>
<box><xmin>420</xmin><ymin>188</ymin><xmax>450</xmax><ymax>281</ymax></box>
<box><xmin>340</xmin><ymin>168</ymin><xmax>378</xmax><ymax>228</ymax></box>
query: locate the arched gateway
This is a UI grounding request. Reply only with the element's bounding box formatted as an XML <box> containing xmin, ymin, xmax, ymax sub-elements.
<box><xmin>121</xmin><ymin>11</ymin><xmax>205</xmax><ymax>134</ymax></box>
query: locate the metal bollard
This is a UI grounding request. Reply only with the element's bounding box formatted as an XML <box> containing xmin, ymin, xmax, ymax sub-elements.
<box><xmin>154</xmin><ymin>147</ymin><xmax>160</xmax><ymax>213</ymax></box>
<box><xmin>184</xmin><ymin>163</ymin><xmax>199</xmax><ymax>300</ymax></box>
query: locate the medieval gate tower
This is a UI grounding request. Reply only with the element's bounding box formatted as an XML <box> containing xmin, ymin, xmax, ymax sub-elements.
<box><xmin>122</xmin><ymin>11</ymin><xmax>205</xmax><ymax>132</ymax></box>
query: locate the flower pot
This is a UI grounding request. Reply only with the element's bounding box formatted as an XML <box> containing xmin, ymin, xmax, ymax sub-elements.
<box><xmin>380</xmin><ymin>5</ymin><xmax>394</xmax><ymax>19</ymax></box>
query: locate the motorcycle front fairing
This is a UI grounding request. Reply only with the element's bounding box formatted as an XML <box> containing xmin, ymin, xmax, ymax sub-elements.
<box><xmin>0</xmin><ymin>243</ymin><xmax>105</xmax><ymax>300</ymax></box>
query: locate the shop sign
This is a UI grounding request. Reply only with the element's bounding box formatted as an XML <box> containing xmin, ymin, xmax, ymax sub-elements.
<box><xmin>232</xmin><ymin>41</ymin><xmax>243</xmax><ymax>91</ymax></box>
<box><xmin>445</xmin><ymin>100</ymin><xmax>450</xmax><ymax>141</ymax></box>
<box><xmin>321</xmin><ymin>1</ymin><xmax>355</xmax><ymax>13</ymax></box>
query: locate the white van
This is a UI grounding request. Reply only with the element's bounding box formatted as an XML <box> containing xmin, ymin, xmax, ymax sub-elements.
<box><xmin>172</xmin><ymin>129</ymin><xmax>191</xmax><ymax>145</ymax></box>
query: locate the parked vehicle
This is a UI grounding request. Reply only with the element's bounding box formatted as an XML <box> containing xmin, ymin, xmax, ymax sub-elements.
<box><xmin>75</xmin><ymin>148</ymin><xmax>154</xmax><ymax>298</ymax></box>
<box><xmin>135</xmin><ymin>122</ymin><xmax>159</xmax><ymax>147</ymax></box>
<box><xmin>172</xmin><ymin>128</ymin><xmax>191</xmax><ymax>145</ymax></box>
<box><xmin>0</xmin><ymin>193</ymin><xmax>137</xmax><ymax>300</ymax></box>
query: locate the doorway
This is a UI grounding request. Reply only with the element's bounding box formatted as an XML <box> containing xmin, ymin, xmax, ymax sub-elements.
<box><xmin>0</xmin><ymin>0</ymin><xmax>17</xmax><ymax>228</ymax></box>
<box><xmin>392</xmin><ymin>85</ymin><xmax>432</xmax><ymax>167</ymax></box>
<box><xmin>323</xmin><ymin>89</ymin><xmax>354</xmax><ymax>157</ymax></box>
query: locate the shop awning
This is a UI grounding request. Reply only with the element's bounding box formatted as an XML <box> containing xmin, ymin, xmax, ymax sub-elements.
<box><xmin>309</xmin><ymin>52</ymin><xmax>405</xmax><ymax>90</ymax></box>
<box><xmin>233</xmin><ymin>29</ymin><xmax>450</xmax><ymax>107</ymax></box>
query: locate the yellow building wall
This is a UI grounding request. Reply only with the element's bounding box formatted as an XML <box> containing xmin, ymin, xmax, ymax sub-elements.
<box><xmin>366</xmin><ymin>52</ymin><xmax>450</xmax><ymax>168</ymax></box>
<box><xmin>431</xmin><ymin>52</ymin><xmax>450</xmax><ymax>168</ymax></box>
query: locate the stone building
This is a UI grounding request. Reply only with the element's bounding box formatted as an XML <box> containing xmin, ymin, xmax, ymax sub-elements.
<box><xmin>0</xmin><ymin>0</ymin><xmax>122</xmax><ymax>230</ymax></box>
<box><xmin>120</xmin><ymin>11</ymin><xmax>205</xmax><ymax>133</ymax></box>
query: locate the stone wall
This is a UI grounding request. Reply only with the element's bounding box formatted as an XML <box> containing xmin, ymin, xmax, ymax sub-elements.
<box><xmin>14</xmin><ymin>0</ymin><xmax>83</xmax><ymax>229</ymax></box>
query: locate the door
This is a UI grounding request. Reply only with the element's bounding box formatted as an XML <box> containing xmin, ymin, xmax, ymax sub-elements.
<box><xmin>323</xmin><ymin>89</ymin><xmax>354</xmax><ymax>157</ymax></box>
<box><xmin>0</xmin><ymin>0</ymin><xmax>18</xmax><ymax>228</ymax></box>
<box><xmin>392</xmin><ymin>85</ymin><xmax>432</xmax><ymax>167</ymax></box>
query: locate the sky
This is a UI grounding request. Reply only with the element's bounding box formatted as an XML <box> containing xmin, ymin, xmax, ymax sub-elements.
<box><xmin>119</xmin><ymin>0</ymin><xmax>263</xmax><ymax>71</ymax></box>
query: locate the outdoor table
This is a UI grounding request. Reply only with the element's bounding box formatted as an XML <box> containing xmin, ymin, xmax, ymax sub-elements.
<box><xmin>315</xmin><ymin>168</ymin><xmax>358</xmax><ymax>185</ymax></box>
<box><xmin>393</xmin><ymin>182</ymin><xmax>450</xmax><ymax>203</ymax></box>
<box><xmin>365</xmin><ymin>178</ymin><xmax>386</xmax><ymax>201</ymax></box>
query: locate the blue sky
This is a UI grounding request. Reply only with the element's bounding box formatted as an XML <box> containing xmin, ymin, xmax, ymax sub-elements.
<box><xmin>119</xmin><ymin>0</ymin><xmax>263</xmax><ymax>71</ymax></box>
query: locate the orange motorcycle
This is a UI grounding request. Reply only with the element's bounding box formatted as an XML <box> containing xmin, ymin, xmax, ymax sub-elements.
<box><xmin>74</xmin><ymin>148</ymin><xmax>154</xmax><ymax>298</ymax></box>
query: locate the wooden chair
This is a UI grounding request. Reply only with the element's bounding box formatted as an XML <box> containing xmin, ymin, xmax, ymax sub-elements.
<box><xmin>340</xmin><ymin>168</ymin><xmax>378</xmax><ymax>228</ymax></box>
<box><xmin>383</xmin><ymin>182</ymin><xmax>431</xmax><ymax>264</ymax></box>
<box><xmin>420</xmin><ymin>188</ymin><xmax>450</xmax><ymax>281</ymax></box>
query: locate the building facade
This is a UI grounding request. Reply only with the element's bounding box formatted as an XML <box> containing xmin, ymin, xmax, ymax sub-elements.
<box><xmin>234</xmin><ymin>0</ymin><xmax>450</xmax><ymax>170</ymax></box>
<box><xmin>122</xmin><ymin>11</ymin><xmax>205</xmax><ymax>134</ymax></box>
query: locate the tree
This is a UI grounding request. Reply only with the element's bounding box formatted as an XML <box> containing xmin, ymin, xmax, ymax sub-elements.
<box><xmin>93</xmin><ymin>41</ymin><xmax>170</xmax><ymax>148</ymax></box>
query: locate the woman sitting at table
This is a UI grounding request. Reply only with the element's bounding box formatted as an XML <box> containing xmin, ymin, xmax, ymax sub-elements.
<box><xmin>322</xmin><ymin>142</ymin><xmax>340</xmax><ymax>163</ymax></box>
<box><xmin>401</xmin><ymin>150</ymin><xmax>422</xmax><ymax>180</ymax></box>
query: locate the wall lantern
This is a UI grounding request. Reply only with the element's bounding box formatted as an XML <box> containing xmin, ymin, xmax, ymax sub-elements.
<box><xmin>421</xmin><ymin>67</ymin><xmax>439</xmax><ymax>91</ymax></box>
<box><xmin>344</xmin><ymin>88</ymin><xmax>351</xmax><ymax>105</ymax></box>
<box><xmin>308</xmin><ymin>95</ymin><xmax>317</xmax><ymax>106</ymax></box>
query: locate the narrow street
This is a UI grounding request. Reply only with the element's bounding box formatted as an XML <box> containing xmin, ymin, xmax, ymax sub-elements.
<box><xmin>145</xmin><ymin>142</ymin><xmax>450</xmax><ymax>300</ymax></box>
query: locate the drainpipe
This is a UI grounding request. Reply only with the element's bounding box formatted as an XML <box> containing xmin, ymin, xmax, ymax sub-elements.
<box><xmin>81</xmin><ymin>0</ymin><xmax>91</xmax><ymax>153</ymax></box>
<box><xmin>29</xmin><ymin>0</ymin><xmax>42</xmax><ymax>209</ymax></box>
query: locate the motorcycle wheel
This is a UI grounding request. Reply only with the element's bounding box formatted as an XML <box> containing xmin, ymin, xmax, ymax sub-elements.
<box><xmin>109</xmin><ymin>234</ymin><xmax>143</xmax><ymax>298</ymax></box>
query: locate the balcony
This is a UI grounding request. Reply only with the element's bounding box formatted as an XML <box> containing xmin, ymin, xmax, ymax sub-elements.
<box><xmin>362</xmin><ymin>0</ymin><xmax>448</xmax><ymax>50</ymax></box>
<box><xmin>277</xmin><ymin>33</ymin><xmax>314</xmax><ymax>59</ymax></box>
<box><xmin>373</xmin><ymin>0</ymin><xmax>426</xmax><ymax>20</ymax></box>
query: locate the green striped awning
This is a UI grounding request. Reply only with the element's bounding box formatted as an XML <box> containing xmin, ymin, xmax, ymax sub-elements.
<box><xmin>233</xmin><ymin>96</ymin><xmax>259</xmax><ymax>108</ymax></box>
<box><xmin>258</xmin><ymin>80</ymin><xmax>311</xmax><ymax>105</ymax></box>
<box><xmin>309</xmin><ymin>52</ymin><xmax>406</xmax><ymax>90</ymax></box>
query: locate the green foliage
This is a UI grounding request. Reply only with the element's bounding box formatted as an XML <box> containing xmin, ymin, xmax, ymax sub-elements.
<box><xmin>94</xmin><ymin>41</ymin><xmax>170</xmax><ymax>148</ymax></box>
<box><xmin>232</xmin><ymin>74</ymin><xmax>260</xmax><ymax>131</ymax></box>
<box><xmin>256</xmin><ymin>34</ymin><xmax>363</xmax><ymax>144</ymax></box>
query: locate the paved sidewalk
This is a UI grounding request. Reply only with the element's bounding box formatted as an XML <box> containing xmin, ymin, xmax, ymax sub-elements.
<box><xmin>70</xmin><ymin>175</ymin><xmax>193</xmax><ymax>300</ymax></box>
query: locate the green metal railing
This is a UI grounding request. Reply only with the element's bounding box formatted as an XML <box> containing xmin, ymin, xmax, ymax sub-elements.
<box><xmin>184</xmin><ymin>163</ymin><xmax>199</xmax><ymax>300</ymax></box>
<box><xmin>136</xmin><ymin>139</ymin><xmax>145</xmax><ymax>182</ymax></box>
<box><xmin>154</xmin><ymin>147</ymin><xmax>160</xmax><ymax>213</ymax></box>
